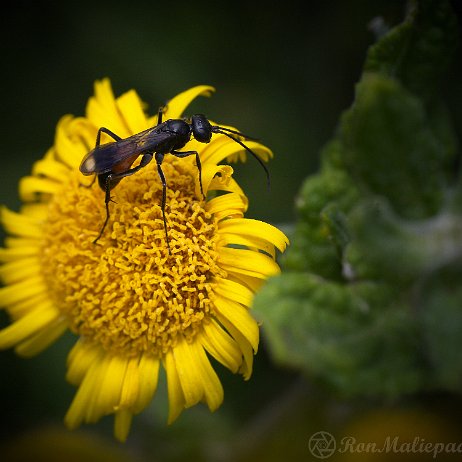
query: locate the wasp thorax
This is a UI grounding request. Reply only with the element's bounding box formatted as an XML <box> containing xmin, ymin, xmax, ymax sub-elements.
<box><xmin>165</xmin><ymin>119</ymin><xmax>191</xmax><ymax>138</ymax></box>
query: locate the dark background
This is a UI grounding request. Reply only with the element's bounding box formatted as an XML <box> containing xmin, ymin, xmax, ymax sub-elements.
<box><xmin>0</xmin><ymin>1</ymin><xmax>412</xmax><ymax>220</ymax></box>
<box><xmin>1</xmin><ymin>1</ymin><xmax>461</xmax><ymax>461</ymax></box>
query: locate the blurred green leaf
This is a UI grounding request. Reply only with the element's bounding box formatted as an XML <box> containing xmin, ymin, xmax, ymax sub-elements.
<box><xmin>284</xmin><ymin>145</ymin><xmax>361</xmax><ymax>279</ymax></box>
<box><xmin>255</xmin><ymin>273</ymin><xmax>423</xmax><ymax>397</ymax></box>
<box><xmin>340</xmin><ymin>74</ymin><xmax>446</xmax><ymax>218</ymax></box>
<box><xmin>420</xmin><ymin>264</ymin><xmax>462</xmax><ymax>390</ymax></box>
<box><xmin>254</xmin><ymin>0</ymin><xmax>461</xmax><ymax>400</ymax></box>
<box><xmin>346</xmin><ymin>198</ymin><xmax>462</xmax><ymax>284</ymax></box>
<box><xmin>364</xmin><ymin>0</ymin><xmax>458</xmax><ymax>100</ymax></box>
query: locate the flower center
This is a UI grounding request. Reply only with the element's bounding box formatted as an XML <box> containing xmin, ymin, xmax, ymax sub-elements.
<box><xmin>41</xmin><ymin>157</ymin><xmax>225</xmax><ymax>357</ymax></box>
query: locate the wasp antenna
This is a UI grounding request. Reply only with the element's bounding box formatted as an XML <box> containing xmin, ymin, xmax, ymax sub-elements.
<box><xmin>216</xmin><ymin>130</ymin><xmax>270</xmax><ymax>189</ymax></box>
<box><xmin>212</xmin><ymin>125</ymin><xmax>259</xmax><ymax>141</ymax></box>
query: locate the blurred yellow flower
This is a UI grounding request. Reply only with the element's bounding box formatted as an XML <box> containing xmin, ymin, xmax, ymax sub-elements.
<box><xmin>0</xmin><ymin>79</ymin><xmax>288</xmax><ymax>441</ymax></box>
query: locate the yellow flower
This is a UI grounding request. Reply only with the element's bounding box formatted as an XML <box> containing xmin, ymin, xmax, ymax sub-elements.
<box><xmin>0</xmin><ymin>79</ymin><xmax>288</xmax><ymax>441</ymax></box>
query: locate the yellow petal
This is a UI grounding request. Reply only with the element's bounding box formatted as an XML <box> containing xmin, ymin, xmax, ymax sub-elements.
<box><xmin>133</xmin><ymin>354</ymin><xmax>160</xmax><ymax>413</ymax></box>
<box><xmin>90</xmin><ymin>355</ymin><xmax>128</xmax><ymax>422</ymax></box>
<box><xmin>217</xmin><ymin>314</ymin><xmax>254</xmax><ymax>380</ymax></box>
<box><xmin>191</xmin><ymin>341</ymin><xmax>223</xmax><ymax>411</ymax></box>
<box><xmin>19</xmin><ymin>176</ymin><xmax>62</xmax><ymax>201</ymax></box>
<box><xmin>0</xmin><ymin>207</ymin><xmax>43</xmax><ymax>238</ymax></box>
<box><xmin>15</xmin><ymin>318</ymin><xmax>67</xmax><ymax>357</ymax></box>
<box><xmin>218</xmin><ymin>218</ymin><xmax>289</xmax><ymax>252</ymax></box>
<box><xmin>54</xmin><ymin>116</ymin><xmax>89</xmax><ymax>169</ymax></box>
<box><xmin>68</xmin><ymin>117</ymin><xmax>98</xmax><ymax>152</ymax></box>
<box><xmin>215</xmin><ymin>277</ymin><xmax>254</xmax><ymax>307</ymax></box>
<box><xmin>94</xmin><ymin>78</ymin><xmax>116</xmax><ymax>108</ymax></box>
<box><xmin>116</xmin><ymin>90</ymin><xmax>149</xmax><ymax>134</ymax></box>
<box><xmin>205</xmin><ymin>137</ymin><xmax>273</xmax><ymax>168</ymax></box>
<box><xmin>218</xmin><ymin>247</ymin><xmax>281</xmax><ymax>279</ymax></box>
<box><xmin>206</xmin><ymin>192</ymin><xmax>248</xmax><ymax>219</ymax></box>
<box><xmin>86</xmin><ymin>79</ymin><xmax>131</xmax><ymax>139</ymax></box>
<box><xmin>173</xmin><ymin>338</ymin><xmax>223</xmax><ymax>411</ymax></box>
<box><xmin>2</xmin><ymin>236</ymin><xmax>39</xmax><ymax>248</ymax></box>
<box><xmin>8</xmin><ymin>293</ymin><xmax>49</xmax><ymax>319</ymax></box>
<box><xmin>193</xmin><ymin>134</ymin><xmax>231</xmax><ymax>163</ymax></box>
<box><xmin>84</xmin><ymin>355</ymin><xmax>114</xmax><ymax>423</ymax></box>
<box><xmin>114</xmin><ymin>409</ymin><xmax>133</xmax><ymax>443</ymax></box>
<box><xmin>172</xmin><ymin>339</ymin><xmax>204</xmax><ymax>407</ymax></box>
<box><xmin>0</xmin><ymin>276</ymin><xmax>48</xmax><ymax>307</ymax></box>
<box><xmin>66</xmin><ymin>340</ymin><xmax>104</xmax><ymax>386</ymax></box>
<box><xmin>200</xmin><ymin>164</ymin><xmax>234</xmax><ymax>196</ymax></box>
<box><xmin>228</xmin><ymin>273</ymin><xmax>264</xmax><ymax>295</ymax></box>
<box><xmin>65</xmin><ymin>355</ymin><xmax>104</xmax><ymax>429</ymax></box>
<box><xmin>118</xmin><ymin>356</ymin><xmax>140</xmax><ymax>409</ymax></box>
<box><xmin>218</xmin><ymin>233</ymin><xmax>276</xmax><ymax>258</ymax></box>
<box><xmin>0</xmin><ymin>302</ymin><xmax>60</xmax><ymax>349</ymax></box>
<box><xmin>19</xmin><ymin>204</ymin><xmax>49</xmax><ymax>220</ymax></box>
<box><xmin>0</xmin><ymin>246</ymin><xmax>39</xmax><ymax>262</ymax></box>
<box><xmin>164</xmin><ymin>350</ymin><xmax>186</xmax><ymax>424</ymax></box>
<box><xmin>200</xmin><ymin>320</ymin><xmax>242</xmax><ymax>373</ymax></box>
<box><xmin>0</xmin><ymin>257</ymin><xmax>41</xmax><ymax>285</ymax></box>
<box><xmin>209</xmin><ymin>175</ymin><xmax>245</xmax><ymax>197</ymax></box>
<box><xmin>32</xmin><ymin>157</ymin><xmax>70</xmax><ymax>182</ymax></box>
<box><xmin>164</xmin><ymin>85</ymin><xmax>215</xmax><ymax>120</ymax></box>
<box><xmin>214</xmin><ymin>296</ymin><xmax>259</xmax><ymax>352</ymax></box>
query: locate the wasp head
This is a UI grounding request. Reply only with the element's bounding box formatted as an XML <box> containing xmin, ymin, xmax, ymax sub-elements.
<box><xmin>191</xmin><ymin>114</ymin><xmax>213</xmax><ymax>143</ymax></box>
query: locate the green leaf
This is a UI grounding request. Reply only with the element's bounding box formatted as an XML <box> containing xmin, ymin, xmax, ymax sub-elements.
<box><xmin>340</xmin><ymin>74</ymin><xmax>446</xmax><ymax>218</ymax></box>
<box><xmin>253</xmin><ymin>273</ymin><xmax>423</xmax><ymax>397</ymax></box>
<box><xmin>364</xmin><ymin>0</ymin><xmax>458</xmax><ymax>101</ymax></box>
<box><xmin>284</xmin><ymin>141</ymin><xmax>361</xmax><ymax>279</ymax></box>
<box><xmin>255</xmin><ymin>0</ymin><xmax>462</xmax><ymax>400</ymax></box>
<box><xmin>420</xmin><ymin>265</ymin><xmax>462</xmax><ymax>390</ymax></box>
<box><xmin>345</xmin><ymin>198</ymin><xmax>462</xmax><ymax>285</ymax></box>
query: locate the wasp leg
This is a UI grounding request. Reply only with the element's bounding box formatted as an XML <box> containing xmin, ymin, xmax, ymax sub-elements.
<box><xmin>93</xmin><ymin>153</ymin><xmax>154</xmax><ymax>244</ymax></box>
<box><xmin>80</xmin><ymin>129</ymin><xmax>122</xmax><ymax>190</ymax></box>
<box><xmin>157</xmin><ymin>106</ymin><xmax>164</xmax><ymax>125</ymax></box>
<box><xmin>154</xmin><ymin>152</ymin><xmax>171</xmax><ymax>254</ymax></box>
<box><xmin>92</xmin><ymin>176</ymin><xmax>113</xmax><ymax>244</ymax></box>
<box><xmin>171</xmin><ymin>150</ymin><xmax>205</xmax><ymax>199</ymax></box>
<box><xmin>95</xmin><ymin>127</ymin><xmax>122</xmax><ymax>148</ymax></box>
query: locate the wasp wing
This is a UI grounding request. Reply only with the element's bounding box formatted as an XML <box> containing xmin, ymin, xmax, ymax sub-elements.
<box><xmin>79</xmin><ymin>124</ymin><xmax>174</xmax><ymax>175</ymax></box>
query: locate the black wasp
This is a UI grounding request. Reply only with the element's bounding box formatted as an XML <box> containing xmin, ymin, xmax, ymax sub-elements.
<box><xmin>80</xmin><ymin>107</ymin><xmax>270</xmax><ymax>252</ymax></box>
